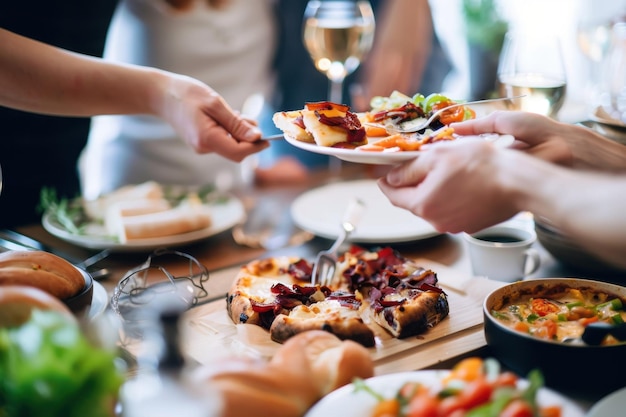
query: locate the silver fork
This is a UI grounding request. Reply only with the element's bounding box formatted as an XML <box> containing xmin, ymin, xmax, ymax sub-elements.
<box><xmin>375</xmin><ymin>96</ymin><xmax>524</xmax><ymax>134</ymax></box>
<box><xmin>311</xmin><ymin>198</ymin><xmax>366</xmax><ymax>287</ymax></box>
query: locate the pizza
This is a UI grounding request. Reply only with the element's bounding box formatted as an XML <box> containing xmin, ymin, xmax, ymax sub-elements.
<box><xmin>226</xmin><ymin>246</ymin><xmax>449</xmax><ymax>347</ymax></box>
<box><xmin>272</xmin><ymin>101</ymin><xmax>367</xmax><ymax>148</ymax></box>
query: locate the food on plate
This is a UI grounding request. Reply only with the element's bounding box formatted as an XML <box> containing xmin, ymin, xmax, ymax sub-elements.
<box><xmin>42</xmin><ymin>181</ymin><xmax>215</xmax><ymax>242</ymax></box>
<box><xmin>0</xmin><ymin>285</ymin><xmax>75</xmax><ymax>327</ymax></box>
<box><xmin>88</xmin><ymin>181</ymin><xmax>212</xmax><ymax>242</ymax></box>
<box><xmin>359</xmin><ymin>357</ymin><xmax>561</xmax><ymax>417</ymax></box>
<box><xmin>273</xmin><ymin>91</ymin><xmax>476</xmax><ymax>153</ymax></box>
<box><xmin>490</xmin><ymin>285</ymin><xmax>626</xmax><ymax>345</ymax></box>
<box><xmin>0</xmin><ymin>309</ymin><xmax>124</xmax><ymax>417</ymax></box>
<box><xmin>226</xmin><ymin>246</ymin><xmax>449</xmax><ymax>347</ymax></box>
<box><xmin>273</xmin><ymin>101</ymin><xmax>367</xmax><ymax>148</ymax></box>
<box><xmin>0</xmin><ymin>250</ymin><xmax>85</xmax><ymax>299</ymax></box>
<box><xmin>193</xmin><ymin>330</ymin><xmax>374</xmax><ymax>417</ymax></box>
<box><xmin>104</xmin><ymin>193</ymin><xmax>212</xmax><ymax>242</ymax></box>
<box><xmin>367</xmin><ymin>90</ymin><xmax>476</xmax><ymax>128</ymax></box>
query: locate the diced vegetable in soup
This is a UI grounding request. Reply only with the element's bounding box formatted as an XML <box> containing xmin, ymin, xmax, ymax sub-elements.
<box><xmin>491</xmin><ymin>287</ymin><xmax>625</xmax><ymax>345</ymax></box>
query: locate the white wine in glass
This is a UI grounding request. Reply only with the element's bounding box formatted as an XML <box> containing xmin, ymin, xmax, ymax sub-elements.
<box><xmin>497</xmin><ymin>31</ymin><xmax>567</xmax><ymax>118</ymax></box>
<box><xmin>303</xmin><ymin>0</ymin><xmax>375</xmax><ymax>105</ymax></box>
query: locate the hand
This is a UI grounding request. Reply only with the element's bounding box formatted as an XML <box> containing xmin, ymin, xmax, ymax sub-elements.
<box><xmin>161</xmin><ymin>74</ymin><xmax>269</xmax><ymax>161</ymax></box>
<box><xmin>378</xmin><ymin>140</ymin><xmax>522</xmax><ymax>233</ymax></box>
<box><xmin>450</xmin><ymin>111</ymin><xmax>574</xmax><ymax>165</ymax></box>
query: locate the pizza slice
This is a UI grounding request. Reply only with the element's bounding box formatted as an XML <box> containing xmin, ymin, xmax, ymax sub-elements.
<box><xmin>227</xmin><ymin>257</ymin><xmax>317</xmax><ymax>329</ymax></box>
<box><xmin>270</xmin><ymin>293</ymin><xmax>375</xmax><ymax>347</ymax></box>
<box><xmin>358</xmin><ymin>282</ymin><xmax>449</xmax><ymax>339</ymax></box>
<box><xmin>337</xmin><ymin>247</ymin><xmax>450</xmax><ymax>339</ymax></box>
<box><xmin>273</xmin><ymin>101</ymin><xmax>367</xmax><ymax>148</ymax></box>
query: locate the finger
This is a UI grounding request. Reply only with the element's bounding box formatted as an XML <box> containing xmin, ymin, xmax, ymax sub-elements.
<box><xmin>198</xmin><ymin>126</ymin><xmax>269</xmax><ymax>161</ymax></box>
<box><xmin>203</xmin><ymin>95</ymin><xmax>263</xmax><ymax>143</ymax></box>
<box><xmin>377</xmin><ymin>178</ymin><xmax>420</xmax><ymax>212</ymax></box>
<box><xmin>384</xmin><ymin>154</ymin><xmax>431</xmax><ymax>187</ymax></box>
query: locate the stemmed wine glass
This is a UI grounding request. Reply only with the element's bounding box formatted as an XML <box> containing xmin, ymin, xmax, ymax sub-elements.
<box><xmin>497</xmin><ymin>30</ymin><xmax>567</xmax><ymax>119</ymax></box>
<box><xmin>302</xmin><ymin>0</ymin><xmax>375</xmax><ymax>105</ymax></box>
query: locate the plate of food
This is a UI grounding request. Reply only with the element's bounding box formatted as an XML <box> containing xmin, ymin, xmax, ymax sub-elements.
<box><xmin>290</xmin><ymin>179</ymin><xmax>439</xmax><ymax>243</ymax></box>
<box><xmin>273</xmin><ymin>91</ymin><xmax>514</xmax><ymax>165</ymax></box>
<box><xmin>41</xmin><ymin>181</ymin><xmax>245</xmax><ymax>252</ymax></box>
<box><xmin>305</xmin><ymin>358</ymin><xmax>585</xmax><ymax>417</ymax></box>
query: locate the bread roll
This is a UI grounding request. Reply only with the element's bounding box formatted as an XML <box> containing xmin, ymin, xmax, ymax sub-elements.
<box><xmin>110</xmin><ymin>195</ymin><xmax>212</xmax><ymax>242</ymax></box>
<box><xmin>0</xmin><ymin>285</ymin><xmax>75</xmax><ymax>327</ymax></box>
<box><xmin>193</xmin><ymin>330</ymin><xmax>374</xmax><ymax>417</ymax></box>
<box><xmin>0</xmin><ymin>251</ymin><xmax>85</xmax><ymax>299</ymax></box>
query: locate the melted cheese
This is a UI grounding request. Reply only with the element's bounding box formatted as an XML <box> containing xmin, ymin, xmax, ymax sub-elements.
<box><xmin>301</xmin><ymin>111</ymin><xmax>349</xmax><ymax>147</ymax></box>
<box><xmin>289</xmin><ymin>300</ymin><xmax>360</xmax><ymax>320</ymax></box>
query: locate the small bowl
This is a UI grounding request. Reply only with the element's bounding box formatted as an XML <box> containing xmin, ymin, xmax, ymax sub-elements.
<box><xmin>535</xmin><ymin>219</ymin><xmax>626</xmax><ymax>281</ymax></box>
<box><xmin>483</xmin><ymin>278</ymin><xmax>626</xmax><ymax>401</ymax></box>
<box><xmin>61</xmin><ymin>266</ymin><xmax>94</xmax><ymax>316</ymax></box>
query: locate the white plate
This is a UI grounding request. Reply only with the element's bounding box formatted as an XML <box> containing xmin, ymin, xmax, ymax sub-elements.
<box><xmin>305</xmin><ymin>371</ymin><xmax>585</xmax><ymax>417</ymax></box>
<box><xmin>87</xmin><ymin>281</ymin><xmax>108</xmax><ymax>321</ymax></box>
<box><xmin>587</xmin><ymin>386</ymin><xmax>626</xmax><ymax>417</ymax></box>
<box><xmin>290</xmin><ymin>179</ymin><xmax>439</xmax><ymax>243</ymax></box>
<box><xmin>589</xmin><ymin>105</ymin><xmax>626</xmax><ymax>128</ymax></box>
<box><xmin>284</xmin><ymin>133</ymin><xmax>515</xmax><ymax>165</ymax></box>
<box><xmin>43</xmin><ymin>196</ymin><xmax>245</xmax><ymax>252</ymax></box>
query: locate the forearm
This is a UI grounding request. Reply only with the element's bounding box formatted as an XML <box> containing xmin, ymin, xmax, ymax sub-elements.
<box><xmin>362</xmin><ymin>0</ymin><xmax>433</xmax><ymax>97</ymax></box>
<box><xmin>0</xmin><ymin>28</ymin><xmax>165</xmax><ymax>117</ymax></box>
<box><xmin>504</xmin><ymin>151</ymin><xmax>626</xmax><ymax>268</ymax></box>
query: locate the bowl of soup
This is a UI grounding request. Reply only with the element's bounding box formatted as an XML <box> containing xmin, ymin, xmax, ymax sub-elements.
<box><xmin>483</xmin><ymin>278</ymin><xmax>626</xmax><ymax>401</ymax></box>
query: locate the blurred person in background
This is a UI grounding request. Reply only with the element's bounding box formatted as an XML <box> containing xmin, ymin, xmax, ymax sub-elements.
<box><xmin>79</xmin><ymin>0</ymin><xmax>282</xmax><ymax>199</ymax></box>
<box><xmin>262</xmin><ymin>0</ymin><xmax>453</xmax><ymax>171</ymax></box>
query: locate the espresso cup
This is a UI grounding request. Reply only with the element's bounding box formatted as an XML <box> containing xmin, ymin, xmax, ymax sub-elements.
<box><xmin>463</xmin><ymin>225</ymin><xmax>541</xmax><ymax>282</ymax></box>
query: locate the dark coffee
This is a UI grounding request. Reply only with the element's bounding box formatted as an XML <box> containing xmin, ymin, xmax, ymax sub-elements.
<box><xmin>475</xmin><ymin>234</ymin><xmax>523</xmax><ymax>243</ymax></box>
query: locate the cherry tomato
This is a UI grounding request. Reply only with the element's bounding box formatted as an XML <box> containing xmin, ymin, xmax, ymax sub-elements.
<box><xmin>531</xmin><ymin>298</ymin><xmax>560</xmax><ymax>316</ymax></box>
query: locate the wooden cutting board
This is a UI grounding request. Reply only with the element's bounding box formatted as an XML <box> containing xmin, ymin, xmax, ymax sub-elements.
<box><xmin>180</xmin><ymin>259</ymin><xmax>505</xmax><ymax>374</ymax></box>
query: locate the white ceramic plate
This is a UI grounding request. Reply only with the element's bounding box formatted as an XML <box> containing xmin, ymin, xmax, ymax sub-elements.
<box><xmin>87</xmin><ymin>281</ymin><xmax>108</xmax><ymax>321</ymax></box>
<box><xmin>290</xmin><ymin>179</ymin><xmax>439</xmax><ymax>243</ymax></box>
<box><xmin>305</xmin><ymin>371</ymin><xmax>585</xmax><ymax>417</ymax></box>
<box><xmin>284</xmin><ymin>133</ymin><xmax>515</xmax><ymax>165</ymax></box>
<box><xmin>587</xmin><ymin>386</ymin><xmax>626</xmax><ymax>417</ymax></box>
<box><xmin>43</xmin><ymin>196</ymin><xmax>245</xmax><ymax>252</ymax></box>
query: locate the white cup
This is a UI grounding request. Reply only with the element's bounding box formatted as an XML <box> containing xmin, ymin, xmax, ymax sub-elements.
<box><xmin>463</xmin><ymin>225</ymin><xmax>541</xmax><ymax>282</ymax></box>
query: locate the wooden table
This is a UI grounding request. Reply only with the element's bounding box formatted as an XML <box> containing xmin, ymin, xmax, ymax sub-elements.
<box><xmin>12</xmin><ymin>165</ymin><xmax>599</xmax><ymax>410</ymax></box>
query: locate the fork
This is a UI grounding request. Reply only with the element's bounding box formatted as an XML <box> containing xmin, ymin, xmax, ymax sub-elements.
<box><xmin>311</xmin><ymin>198</ymin><xmax>366</xmax><ymax>287</ymax></box>
<box><xmin>378</xmin><ymin>96</ymin><xmax>525</xmax><ymax>134</ymax></box>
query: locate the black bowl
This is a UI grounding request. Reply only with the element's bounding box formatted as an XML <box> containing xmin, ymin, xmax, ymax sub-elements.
<box><xmin>535</xmin><ymin>219</ymin><xmax>626</xmax><ymax>280</ymax></box>
<box><xmin>61</xmin><ymin>266</ymin><xmax>94</xmax><ymax>316</ymax></box>
<box><xmin>483</xmin><ymin>278</ymin><xmax>626</xmax><ymax>401</ymax></box>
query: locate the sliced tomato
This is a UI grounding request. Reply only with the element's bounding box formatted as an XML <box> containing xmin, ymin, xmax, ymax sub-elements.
<box><xmin>530</xmin><ymin>298</ymin><xmax>560</xmax><ymax>316</ymax></box>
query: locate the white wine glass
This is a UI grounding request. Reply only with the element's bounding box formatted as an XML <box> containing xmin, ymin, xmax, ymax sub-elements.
<box><xmin>576</xmin><ymin>13</ymin><xmax>613</xmax><ymax>106</ymax></box>
<box><xmin>302</xmin><ymin>0</ymin><xmax>375</xmax><ymax>105</ymax></box>
<box><xmin>497</xmin><ymin>30</ymin><xmax>567</xmax><ymax>119</ymax></box>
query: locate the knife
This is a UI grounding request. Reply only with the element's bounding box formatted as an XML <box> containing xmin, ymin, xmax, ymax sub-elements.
<box><xmin>0</xmin><ymin>229</ymin><xmax>84</xmax><ymax>266</ymax></box>
<box><xmin>260</xmin><ymin>134</ymin><xmax>284</xmax><ymax>141</ymax></box>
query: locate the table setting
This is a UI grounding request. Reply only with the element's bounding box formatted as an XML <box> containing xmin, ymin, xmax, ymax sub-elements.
<box><xmin>3</xmin><ymin>4</ymin><xmax>626</xmax><ymax>417</ymax></box>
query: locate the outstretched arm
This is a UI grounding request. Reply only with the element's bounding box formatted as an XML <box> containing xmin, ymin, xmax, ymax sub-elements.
<box><xmin>0</xmin><ymin>28</ymin><xmax>268</xmax><ymax>161</ymax></box>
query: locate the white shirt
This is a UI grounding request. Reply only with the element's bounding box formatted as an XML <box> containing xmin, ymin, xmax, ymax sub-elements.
<box><xmin>80</xmin><ymin>0</ymin><xmax>277</xmax><ymax>199</ymax></box>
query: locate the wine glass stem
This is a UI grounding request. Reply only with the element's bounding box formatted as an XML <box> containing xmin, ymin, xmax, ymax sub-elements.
<box><xmin>329</xmin><ymin>79</ymin><xmax>344</xmax><ymax>104</ymax></box>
